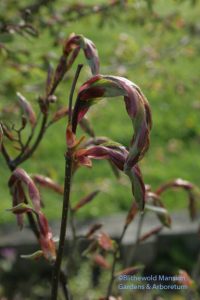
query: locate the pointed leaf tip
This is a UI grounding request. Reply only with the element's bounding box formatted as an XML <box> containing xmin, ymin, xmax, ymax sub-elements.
<box><xmin>17</xmin><ymin>92</ymin><xmax>36</xmax><ymax>128</ymax></box>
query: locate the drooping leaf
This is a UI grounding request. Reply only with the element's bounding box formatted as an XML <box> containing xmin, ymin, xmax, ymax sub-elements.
<box><xmin>72</xmin><ymin>190</ymin><xmax>100</xmax><ymax>211</ymax></box>
<box><xmin>74</xmin><ymin>145</ymin><xmax>145</xmax><ymax>210</ymax></box>
<box><xmin>156</xmin><ymin>178</ymin><xmax>193</xmax><ymax>195</ymax></box>
<box><xmin>126</xmin><ymin>165</ymin><xmax>146</xmax><ymax>210</ymax></box>
<box><xmin>72</xmin><ymin>75</ymin><xmax>152</xmax><ymax>170</ymax></box>
<box><xmin>85</xmin><ymin>223</ymin><xmax>103</xmax><ymax>238</ymax></box>
<box><xmin>32</xmin><ymin>174</ymin><xmax>64</xmax><ymax>195</ymax></box>
<box><xmin>51</xmin><ymin>107</ymin><xmax>69</xmax><ymax>123</ymax></box>
<box><xmin>9</xmin><ymin>168</ymin><xmax>41</xmax><ymax>212</ymax></box>
<box><xmin>139</xmin><ymin>226</ymin><xmax>163</xmax><ymax>242</ymax></box>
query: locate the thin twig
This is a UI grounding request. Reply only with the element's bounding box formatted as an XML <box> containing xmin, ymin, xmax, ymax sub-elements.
<box><xmin>51</xmin><ymin>64</ymin><xmax>83</xmax><ymax>300</ymax></box>
<box><xmin>106</xmin><ymin>224</ymin><xmax>128</xmax><ymax>299</ymax></box>
<box><xmin>13</xmin><ymin>114</ymin><xmax>48</xmax><ymax>167</ymax></box>
<box><xmin>68</xmin><ymin>64</ymin><xmax>83</xmax><ymax>124</ymax></box>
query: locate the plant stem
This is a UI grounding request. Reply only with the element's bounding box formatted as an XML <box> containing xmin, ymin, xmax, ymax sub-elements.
<box><xmin>106</xmin><ymin>224</ymin><xmax>128</xmax><ymax>299</ymax></box>
<box><xmin>13</xmin><ymin>113</ymin><xmax>48</xmax><ymax>167</ymax></box>
<box><xmin>68</xmin><ymin>64</ymin><xmax>83</xmax><ymax>124</ymax></box>
<box><xmin>51</xmin><ymin>154</ymin><xmax>72</xmax><ymax>300</ymax></box>
<box><xmin>51</xmin><ymin>64</ymin><xmax>83</xmax><ymax>300</ymax></box>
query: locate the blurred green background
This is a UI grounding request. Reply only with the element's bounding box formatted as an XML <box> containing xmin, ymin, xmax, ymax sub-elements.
<box><xmin>0</xmin><ymin>0</ymin><xmax>200</xmax><ymax>223</ymax></box>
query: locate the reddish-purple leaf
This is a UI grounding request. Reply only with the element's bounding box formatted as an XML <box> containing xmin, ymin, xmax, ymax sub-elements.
<box><xmin>72</xmin><ymin>190</ymin><xmax>100</xmax><ymax>211</ymax></box>
<box><xmin>156</xmin><ymin>178</ymin><xmax>193</xmax><ymax>195</ymax></box>
<box><xmin>66</xmin><ymin>124</ymin><xmax>76</xmax><ymax>148</ymax></box>
<box><xmin>51</xmin><ymin>107</ymin><xmax>69</xmax><ymax>123</ymax></box>
<box><xmin>92</xmin><ymin>254</ymin><xmax>110</xmax><ymax>269</ymax></box>
<box><xmin>85</xmin><ymin>223</ymin><xmax>103</xmax><ymax>238</ymax></box>
<box><xmin>9</xmin><ymin>168</ymin><xmax>41</xmax><ymax>212</ymax></box>
<box><xmin>1</xmin><ymin>124</ymin><xmax>15</xmax><ymax>141</ymax></box>
<box><xmin>52</xmin><ymin>34</ymin><xmax>99</xmax><ymax>93</ymax></box>
<box><xmin>139</xmin><ymin>226</ymin><xmax>163</xmax><ymax>242</ymax></box>
<box><xmin>72</xmin><ymin>75</ymin><xmax>152</xmax><ymax>171</ymax></box>
<box><xmin>17</xmin><ymin>92</ymin><xmax>36</xmax><ymax>128</ymax></box>
<box><xmin>75</xmin><ymin>145</ymin><xmax>127</xmax><ymax>171</ymax></box>
<box><xmin>37</xmin><ymin>212</ymin><xmax>56</xmax><ymax>262</ymax></box>
<box><xmin>97</xmin><ymin>232</ymin><xmax>113</xmax><ymax>251</ymax></box>
<box><xmin>32</xmin><ymin>174</ymin><xmax>64</xmax><ymax>195</ymax></box>
<box><xmin>126</xmin><ymin>165</ymin><xmax>146</xmax><ymax>211</ymax></box>
<box><xmin>63</xmin><ymin>33</ymin><xmax>99</xmax><ymax>75</ymax></box>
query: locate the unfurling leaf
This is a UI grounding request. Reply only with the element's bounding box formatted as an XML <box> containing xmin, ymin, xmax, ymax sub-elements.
<box><xmin>71</xmin><ymin>75</ymin><xmax>151</xmax><ymax>210</ymax></box>
<box><xmin>52</xmin><ymin>34</ymin><xmax>99</xmax><ymax>94</ymax></box>
<box><xmin>21</xmin><ymin>250</ymin><xmax>43</xmax><ymax>260</ymax></box>
<box><xmin>139</xmin><ymin>226</ymin><xmax>163</xmax><ymax>242</ymax></box>
<box><xmin>116</xmin><ymin>265</ymin><xmax>144</xmax><ymax>277</ymax></box>
<box><xmin>72</xmin><ymin>75</ymin><xmax>152</xmax><ymax>169</ymax></box>
<box><xmin>72</xmin><ymin>190</ymin><xmax>100</xmax><ymax>211</ymax></box>
<box><xmin>9</xmin><ymin>168</ymin><xmax>41</xmax><ymax>212</ymax></box>
<box><xmin>97</xmin><ymin>232</ymin><xmax>113</xmax><ymax>251</ymax></box>
<box><xmin>63</xmin><ymin>33</ymin><xmax>99</xmax><ymax>75</ymax></box>
<box><xmin>92</xmin><ymin>254</ymin><xmax>110</xmax><ymax>269</ymax></box>
<box><xmin>7</xmin><ymin>203</ymin><xmax>35</xmax><ymax>214</ymax></box>
<box><xmin>17</xmin><ymin>92</ymin><xmax>36</xmax><ymax>128</ymax></box>
<box><xmin>32</xmin><ymin>174</ymin><xmax>64</xmax><ymax>195</ymax></box>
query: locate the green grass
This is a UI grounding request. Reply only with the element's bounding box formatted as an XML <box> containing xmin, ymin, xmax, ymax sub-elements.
<box><xmin>0</xmin><ymin>0</ymin><xmax>200</xmax><ymax>224</ymax></box>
